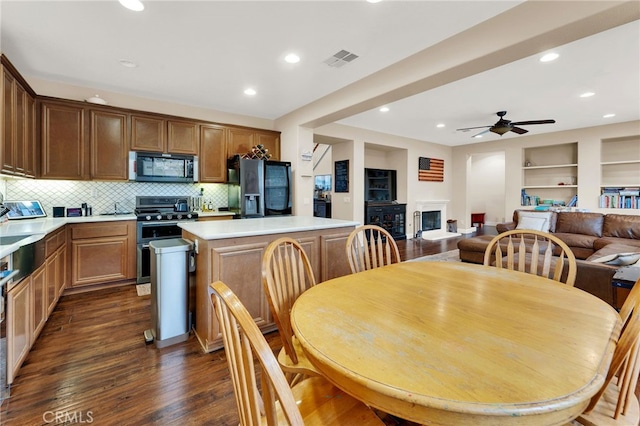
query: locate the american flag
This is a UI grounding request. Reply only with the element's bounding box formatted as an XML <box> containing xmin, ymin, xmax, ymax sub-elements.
<box><xmin>418</xmin><ymin>157</ymin><xmax>444</xmax><ymax>182</ymax></box>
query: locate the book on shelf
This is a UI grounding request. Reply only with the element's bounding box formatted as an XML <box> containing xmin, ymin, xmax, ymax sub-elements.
<box><xmin>567</xmin><ymin>194</ymin><xmax>578</xmax><ymax>207</ymax></box>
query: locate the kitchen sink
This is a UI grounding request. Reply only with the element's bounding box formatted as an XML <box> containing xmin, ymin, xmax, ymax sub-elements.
<box><xmin>0</xmin><ymin>235</ymin><xmax>32</xmax><ymax>246</ymax></box>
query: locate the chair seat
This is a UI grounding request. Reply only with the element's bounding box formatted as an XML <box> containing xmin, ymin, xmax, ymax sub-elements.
<box><xmin>271</xmin><ymin>377</ymin><xmax>384</xmax><ymax>425</ymax></box>
<box><xmin>277</xmin><ymin>337</ymin><xmax>321</xmax><ymax>377</ymax></box>
<box><xmin>577</xmin><ymin>377</ymin><xmax>640</xmax><ymax>426</ymax></box>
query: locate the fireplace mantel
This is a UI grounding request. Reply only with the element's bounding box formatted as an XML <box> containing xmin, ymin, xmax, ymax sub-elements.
<box><xmin>415</xmin><ymin>200</ymin><xmax>461</xmax><ymax>241</ymax></box>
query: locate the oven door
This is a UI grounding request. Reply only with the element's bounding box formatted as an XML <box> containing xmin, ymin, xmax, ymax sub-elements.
<box><xmin>137</xmin><ymin>243</ymin><xmax>151</xmax><ymax>284</ymax></box>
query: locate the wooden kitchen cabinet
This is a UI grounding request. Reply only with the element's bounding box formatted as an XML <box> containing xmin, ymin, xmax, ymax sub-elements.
<box><xmin>228</xmin><ymin>126</ymin><xmax>281</xmax><ymax>160</ymax></box>
<box><xmin>90</xmin><ymin>109</ymin><xmax>129</xmax><ymax>180</ymax></box>
<box><xmin>45</xmin><ymin>227</ymin><xmax>66</xmax><ymax>315</ymax></box>
<box><xmin>168</xmin><ymin>119</ymin><xmax>198</xmax><ymax>154</ymax></box>
<box><xmin>69</xmin><ymin>221</ymin><xmax>136</xmax><ymax>288</ymax></box>
<box><xmin>199</xmin><ymin>124</ymin><xmax>227</xmax><ymax>182</ymax></box>
<box><xmin>1</xmin><ymin>58</ymin><xmax>36</xmax><ymax>177</ymax></box>
<box><xmin>31</xmin><ymin>264</ymin><xmax>47</xmax><ymax>341</ymax></box>
<box><xmin>40</xmin><ymin>99</ymin><xmax>88</xmax><ymax>180</ymax></box>
<box><xmin>7</xmin><ymin>277</ymin><xmax>31</xmax><ymax>385</ymax></box>
<box><xmin>130</xmin><ymin>113</ymin><xmax>166</xmax><ymax>152</ymax></box>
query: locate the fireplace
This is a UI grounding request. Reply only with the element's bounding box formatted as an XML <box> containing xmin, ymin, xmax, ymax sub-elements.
<box><xmin>422</xmin><ymin>211</ymin><xmax>441</xmax><ymax>231</ymax></box>
<box><xmin>415</xmin><ymin>200</ymin><xmax>460</xmax><ymax>240</ymax></box>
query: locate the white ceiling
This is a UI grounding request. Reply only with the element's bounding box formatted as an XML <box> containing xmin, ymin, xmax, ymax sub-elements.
<box><xmin>1</xmin><ymin>1</ymin><xmax>639</xmax><ymax>147</ymax></box>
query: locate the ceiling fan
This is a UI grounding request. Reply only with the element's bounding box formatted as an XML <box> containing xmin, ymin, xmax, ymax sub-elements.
<box><xmin>457</xmin><ymin>111</ymin><xmax>556</xmax><ymax>137</ymax></box>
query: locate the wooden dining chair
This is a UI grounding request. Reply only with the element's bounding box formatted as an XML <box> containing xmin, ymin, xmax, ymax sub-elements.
<box><xmin>261</xmin><ymin>237</ymin><xmax>320</xmax><ymax>384</ymax></box>
<box><xmin>483</xmin><ymin>229</ymin><xmax>577</xmax><ymax>286</ymax></box>
<box><xmin>209</xmin><ymin>281</ymin><xmax>385</xmax><ymax>426</ymax></box>
<box><xmin>576</xmin><ymin>278</ymin><xmax>640</xmax><ymax>426</ymax></box>
<box><xmin>346</xmin><ymin>225</ymin><xmax>401</xmax><ymax>274</ymax></box>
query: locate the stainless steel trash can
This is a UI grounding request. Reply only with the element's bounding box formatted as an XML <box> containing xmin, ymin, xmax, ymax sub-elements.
<box><xmin>146</xmin><ymin>238</ymin><xmax>194</xmax><ymax>348</ymax></box>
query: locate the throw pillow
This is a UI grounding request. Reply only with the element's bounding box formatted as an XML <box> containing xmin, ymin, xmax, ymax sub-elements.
<box><xmin>516</xmin><ymin>216</ymin><xmax>547</xmax><ymax>232</ymax></box>
<box><xmin>517</xmin><ymin>211</ymin><xmax>552</xmax><ymax>233</ymax></box>
<box><xmin>590</xmin><ymin>252</ymin><xmax>640</xmax><ymax>266</ymax></box>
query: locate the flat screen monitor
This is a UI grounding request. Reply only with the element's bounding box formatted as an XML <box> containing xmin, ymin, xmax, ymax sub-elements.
<box><xmin>4</xmin><ymin>200</ymin><xmax>47</xmax><ymax>220</ymax></box>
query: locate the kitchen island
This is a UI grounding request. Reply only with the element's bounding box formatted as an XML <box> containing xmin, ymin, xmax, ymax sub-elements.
<box><xmin>179</xmin><ymin>216</ymin><xmax>359</xmax><ymax>352</ymax></box>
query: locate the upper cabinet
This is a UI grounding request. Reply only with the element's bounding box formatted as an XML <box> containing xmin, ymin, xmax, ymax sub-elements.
<box><xmin>199</xmin><ymin>124</ymin><xmax>227</xmax><ymax>183</ymax></box>
<box><xmin>40</xmin><ymin>99</ymin><xmax>88</xmax><ymax>180</ymax></box>
<box><xmin>89</xmin><ymin>109</ymin><xmax>129</xmax><ymax>181</ymax></box>
<box><xmin>228</xmin><ymin>126</ymin><xmax>280</xmax><ymax>160</ymax></box>
<box><xmin>131</xmin><ymin>113</ymin><xmax>165</xmax><ymax>152</ymax></box>
<box><xmin>1</xmin><ymin>58</ymin><xmax>37</xmax><ymax>178</ymax></box>
<box><xmin>167</xmin><ymin>119</ymin><xmax>198</xmax><ymax>154</ymax></box>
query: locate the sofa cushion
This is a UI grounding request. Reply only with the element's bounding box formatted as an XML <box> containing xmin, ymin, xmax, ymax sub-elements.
<box><xmin>555</xmin><ymin>212</ymin><xmax>604</xmax><ymax>237</ymax></box>
<box><xmin>587</xmin><ymin>243</ymin><xmax>640</xmax><ymax>263</ymax></box>
<box><xmin>514</xmin><ymin>210</ymin><xmax>557</xmax><ymax>233</ymax></box>
<box><xmin>602</xmin><ymin>214</ymin><xmax>640</xmax><ymax>240</ymax></box>
<box><xmin>516</xmin><ymin>216</ymin><xmax>548</xmax><ymax>232</ymax></box>
<box><xmin>594</xmin><ymin>237</ymin><xmax>640</xmax><ymax>251</ymax></box>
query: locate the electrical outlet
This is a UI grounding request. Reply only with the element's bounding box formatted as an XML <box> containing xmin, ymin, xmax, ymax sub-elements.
<box><xmin>92</xmin><ymin>188</ymin><xmax>99</xmax><ymax>197</ymax></box>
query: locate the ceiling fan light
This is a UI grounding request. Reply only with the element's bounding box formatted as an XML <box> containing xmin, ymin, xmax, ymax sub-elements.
<box><xmin>491</xmin><ymin>126</ymin><xmax>511</xmax><ymax>135</ymax></box>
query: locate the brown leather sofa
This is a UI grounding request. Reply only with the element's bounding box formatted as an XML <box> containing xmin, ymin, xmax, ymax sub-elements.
<box><xmin>458</xmin><ymin>210</ymin><xmax>640</xmax><ymax>307</ymax></box>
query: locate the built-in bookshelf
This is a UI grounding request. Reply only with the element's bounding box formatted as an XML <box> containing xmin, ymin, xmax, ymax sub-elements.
<box><xmin>600</xmin><ymin>136</ymin><xmax>640</xmax><ymax>209</ymax></box>
<box><xmin>521</xmin><ymin>142</ymin><xmax>578</xmax><ymax>207</ymax></box>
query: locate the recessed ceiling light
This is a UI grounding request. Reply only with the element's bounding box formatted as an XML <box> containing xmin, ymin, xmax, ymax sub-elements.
<box><xmin>580</xmin><ymin>92</ymin><xmax>595</xmax><ymax>98</ymax></box>
<box><xmin>436</xmin><ymin>123</ymin><xmax>445</xmax><ymax>128</ymax></box>
<box><xmin>284</xmin><ymin>53</ymin><xmax>300</xmax><ymax>64</ymax></box>
<box><xmin>474</xmin><ymin>134</ymin><xmax>483</xmax><ymax>138</ymax></box>
<box><xmin>539</xmin><ymin>52</ymin><xmax>559</xmax><ymax>62</ymax></box>
<box><xmin>603</xmin><ymin>113</ymin><xmax>616</xmax><ymax>118</ymax></box>
<box><xmin>119</xmin><ymin>0</ymin><xmax>144</xmax><ymax>12</ymax></box>
<box><xmin>379</xmin><ymin>107</ymin><xmax>389</xmax><ymax>112</ymax></box>
<box><xmin>367</xmin><ymin>0</ymin><xmax>383</xmax><ymax>3</ymax></box>
<box><xmin>244</xmin><ymin>88</ymin><xmax>257</xmax><ymax>96</ymax></box>
<box><xmin>119</xmin><ymin>59</ymin><xmax>138</xmax><ymax>68</ymax></box>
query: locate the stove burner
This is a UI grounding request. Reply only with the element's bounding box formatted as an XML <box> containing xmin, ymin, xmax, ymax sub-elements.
<box><xmin>134</xmin><ymin>196</ymin><xmax>198</xmax><ymax>221</ymax></box>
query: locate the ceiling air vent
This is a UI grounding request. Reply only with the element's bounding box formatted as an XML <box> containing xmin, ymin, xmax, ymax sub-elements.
<box><xmin>323</xmin><ymin>50</ymin><xmax>359</xmax><ymax>68</ymax></box>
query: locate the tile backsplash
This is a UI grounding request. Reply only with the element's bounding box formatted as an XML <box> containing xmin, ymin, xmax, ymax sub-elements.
<box><xmin>3</xmin><ymin>179</ymin><xmax>229</xmax><ymax>215</ymax></box>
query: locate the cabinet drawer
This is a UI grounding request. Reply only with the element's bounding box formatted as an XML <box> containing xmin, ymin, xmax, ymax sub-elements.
<box><xmin>45</xmin><ymin>228</ymin><xmax>65</xmax><ymax>257</ymax></box>
<box><xmin>71</xmin><ymin>223</ymin><xmax>129</xmax><ymax>240</ymax></box>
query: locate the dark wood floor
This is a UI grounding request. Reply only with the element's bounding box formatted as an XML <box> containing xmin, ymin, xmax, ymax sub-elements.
<box><xmin>0</xmin><ymin>228</ymin><xmax>495</xmax><ymax>425</ymax></box>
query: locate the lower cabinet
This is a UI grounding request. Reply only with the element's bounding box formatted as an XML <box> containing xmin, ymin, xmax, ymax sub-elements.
<box><xmin>365</xmin><ymin>203</ymin><xmax>407</xmax><ymax>240</ymax></box>
<box><xmin>7</xmin><ymin>277</ymin><xmax>31</xmax><ymax>385</ymax></box>
<box><xmin>69</xmin><ymin>221</ymin><xmax>136</xmax><ymax>287</ymax></box>
<box><xmin>7</xmin><ymin>227</ymin><xmax>67</xmax><ymax>385</ymax></box>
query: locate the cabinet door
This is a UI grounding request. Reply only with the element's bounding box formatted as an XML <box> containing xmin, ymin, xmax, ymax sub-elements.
<box><xmin>14</xmin><ymin>81</ymin><xmax>25</xmax><ymax>174</ymax></box>
<box><xmin>130</xmin><ymin>113</ymin><xmax>165</xmax><ymax>152</ymax></box>
<box><xmin>31</xmin><ymin>264</ymin><xmax>47</xmax><ymax>341</ymax></box>
<box><xmin>40</xmin><ymin>101</ymin><xmax>87</xmax><ymax>180</ymax></box>
<box><xmin>56</xmin><ymin>246</ymin><xmax>67</xmax><ymax>298</ymax></box>
<box><xmin>90</xmin><ymin>109</ymin><xmax>129</xmax><ymax>180</ymax></box>
<box><xmin>199</xmin><ymin>124</ymin><xmax>227</xmax><ymax>182</ymax></box>
<box><xmin>46</xmin><ymin>252</ymin><xmax>58</xmax><ymax>315</ymax></box>
<box><xmin>227</xmin><ymin>127</ymin><xmax>254</xmax><ymax>157</ymax></box>
<box><xmin>71</xmin><ymin>237</ymin><xmax>128</xmax><ymax>287</ymax></box>
<box><xmin>2</xmin><ymin>68</ymin><xmax>15</xmax><ymax>173</ymax></box>
<box><xmin>24</xmin><ymin>93</ymin><xmax>36</xmax><ymax>177</ymax></box>
<box><xmin>7</xmin><ymin>278</ymin><xmax>31</xmax><ymax>384</ymax></box>
<box><xmin>256</xmin><ymin>131</ymin><xmax>280</xmax><ymax>160</ymax></box>
<box><xmin>167</xmin><ymin>120</ymin><xmax>198</xmax><ymax>154</ymax></box>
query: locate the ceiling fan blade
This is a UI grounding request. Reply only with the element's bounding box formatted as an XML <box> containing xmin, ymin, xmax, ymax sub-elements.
<box><xmin>456</xmin><ymin>125</ymin><xmax>491</xmax><ymax>132</ymax></box>
<box><xmin>471</xmin><ymin>128</ymin><xmax>491</xmax><ymax>138</ymax></box>
<box><xmin>510</xmin><ymin>119</ymin><xmax>556</xmax><ymax>126</ymax></box>
<box><xmin>510</xmin><ymin>126</ymin><xmax>529</xmax><ymax>134</ymax></box>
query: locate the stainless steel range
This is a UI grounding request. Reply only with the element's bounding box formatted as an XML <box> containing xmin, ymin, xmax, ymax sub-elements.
<box><xmin>135</xmin><ymin>196</ymin><xmax>198</xmax><ymax>284</ymax></box>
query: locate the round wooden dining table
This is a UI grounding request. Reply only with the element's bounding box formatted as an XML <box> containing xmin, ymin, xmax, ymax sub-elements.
<box><xmin>290</xmin><ymin>261</ymin><xmax>620</xmax><ymax>425</ymax></box>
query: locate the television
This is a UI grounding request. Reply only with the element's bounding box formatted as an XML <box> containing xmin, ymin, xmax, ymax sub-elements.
<box><xmin>314</xmin><ymin>175</ymin><xmax>332</xmax><ymax>191</ymax></box>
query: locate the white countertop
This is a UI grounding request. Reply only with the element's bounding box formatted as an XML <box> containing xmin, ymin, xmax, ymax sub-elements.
<box><xmin>0</xmin><ymin>214</ymin><xmax>136</xmax><ymax>258</ymax></box>
<box><xmin>179</xmin><ymin>216</ymin><xmax>360</xmax><ymax>240</ymax></box>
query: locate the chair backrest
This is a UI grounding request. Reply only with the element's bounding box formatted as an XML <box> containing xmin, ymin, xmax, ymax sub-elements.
<box><xmin>210</xmin><ymin>281</ymin><xmax>304</xmax><ymax>426</ymax></box>
<box><xmin>482</xmin><ymin>229</ymin><xmax>577</xmax><ymax>286</ymax></box>
<box><xmin>346</xmin><ymin>225</ymin><xmax>401</xmax><ymax>274</ymax></box>
<box><xmin>584</xmin><ymin>279</ymin><xmax>640</xmax><ymax>419</ymax></box>
<box><xmin>261</xmin><ymin>237</ymin><xmax>316</xmax><ymax>364</ymax></box>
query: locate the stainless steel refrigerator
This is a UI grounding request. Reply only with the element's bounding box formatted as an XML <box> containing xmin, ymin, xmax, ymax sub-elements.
<box><xmin>227</xmin><ymin>156</ymin><xmax>292</xmax><ymax>217</ymax></box>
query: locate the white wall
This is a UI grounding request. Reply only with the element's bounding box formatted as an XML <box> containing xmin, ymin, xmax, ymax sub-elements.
<box><xmin>468</xmin><ymin>151</ymin><xmax>506</xmax><ymax>225</ymax></box>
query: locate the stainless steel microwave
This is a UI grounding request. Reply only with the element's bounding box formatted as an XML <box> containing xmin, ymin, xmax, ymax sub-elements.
<box><xmin>129</xmin><ymin>151</ymin><xmax>198</xmax><ymax>183</ymax></box>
